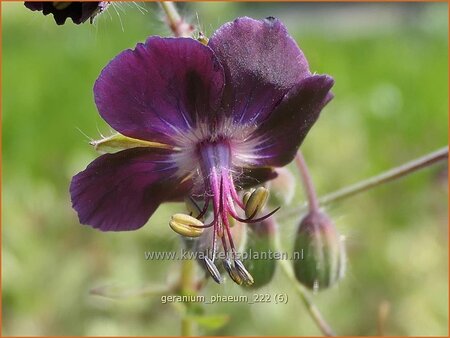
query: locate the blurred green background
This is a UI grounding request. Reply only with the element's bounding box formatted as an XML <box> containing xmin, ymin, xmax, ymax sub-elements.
<box><xmin>2</xmin><ymin>2</ymin><xmax>448</xmax><ymax>336</ymax></box>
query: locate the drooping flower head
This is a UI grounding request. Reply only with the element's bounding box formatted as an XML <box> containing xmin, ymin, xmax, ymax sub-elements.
<box><xmin>70</xmin><ymin>17</ymin><xmax>334</xmax><ymax>285</ymax></box>
<box><xmin>24</xmin><ymin>1</ymin><xmax>109</xmax><ymax>25</ymax></box>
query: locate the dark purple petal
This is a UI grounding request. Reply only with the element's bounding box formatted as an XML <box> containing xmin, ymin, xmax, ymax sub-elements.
<box><xmin>24</xmin><ymin>2</ymin><xmax>43</xmax><ymax>11</ymax></box>
<box><xmin>70</xmin><ymin>148</ymin><xmax>191</xmax><ymax>231</ymax></box>
<box><xmin>24</xmin><ymin>2</ymin><xmax>103</xmax><ymax>25</ymax></box>
<box><xmin>208</xmin><ymin>16</ymin><xmax>310</xmax><ymax>124</ymax></box>
<box><xmin>250</xmin><ymin>75</ymin><xmax>334</xmax><ymax>167</ymax></box>
<box><xmin>94</xmin><ymin>37</ymin><xmax>225</xmax><ymax>145</ymax></box>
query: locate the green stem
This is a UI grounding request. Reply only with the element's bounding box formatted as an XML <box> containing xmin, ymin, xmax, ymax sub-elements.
<box><xmin>181</xmin><ymin>317</ymin><xmax>194</xmax><ymax>337</ymax></box>
<box><xmin>274</xmin><ymin>228</ymin><xmax>335</xmax><ymax>336</ymax></box>
<box><xmin>159</xmin><ymin>3</ymin><xmax>196</xmax><ymax>334</ymax></box>
<box><xmin>281</xmin><ymin>146</ymin><xmax>448</xmax><ymax>220</ymax></box>
<box><xmin>180</xmin><ymin>258</ymin><xmax>196</xmax><ymax>336</ymax></box>
<box><xmin>318</xmin><ymin>146</ymin><xmax>448</xmax><ymax>206</ymax></box>
<box><xmin>279</xmin><ymin>257</ymin><xmax>335</xmax><ymax>336</ymax></box>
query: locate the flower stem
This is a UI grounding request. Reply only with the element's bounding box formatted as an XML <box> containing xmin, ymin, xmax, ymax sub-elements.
<box><xmin>279</xmin><ymin>257</ymin><xmax>336</xmax><ymax>336</ymax></box>
<box><xmin>295</xmin><ymin>151</ymin><xmax>320</xmax><ymax>212</ymax></box>
<box><xmin>318</xmin><ymin>146</ymin><xmax>448</xmax><ymax>206</ymax></box>
<box><xmin>181</xmin><ymin>316</ymin><xmax>194</xmax><ymax>337</ymax></box>
<box><xmin>180</xmin><ymin>258</ymin><xmax>196</xmax><ymax>336</ymax></box>
<box><xmin>159</xmin><ymin>2</ymin><xmax>193</xmax><ymax>37</ymax></box>
<box><xmin>281</xmin><ymin>146</ymin><xmax>448</xmax><ymax>220</ymax></box>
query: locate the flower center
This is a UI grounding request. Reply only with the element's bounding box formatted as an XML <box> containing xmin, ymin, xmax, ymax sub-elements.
<box><xmin>178</xmin><ymin>140</ymin><xmax>278</xmax><ymax>285</ymax></box>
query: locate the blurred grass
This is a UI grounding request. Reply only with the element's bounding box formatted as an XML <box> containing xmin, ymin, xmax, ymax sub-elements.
<box><xmin>2</xmin><ymin>2</ymin><xmax>448</xmax><ymax>336</ymax></box>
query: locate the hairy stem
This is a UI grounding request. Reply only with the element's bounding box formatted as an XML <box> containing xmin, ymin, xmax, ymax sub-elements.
<box><xmin>274</xmin><ymin>227</ymin><xmax>335</xmax><ymax>336</ymax></box>
<box><xmin>295</xmin><ymin>151</ymin><xmax>320</xmax><ymax>212</ymax></box>
<box><xmin>281</xmin><ymin>146</ymin><xmax>448</xmax><ymax>220</ymax></box>
<box><xmin>159</xmin><ymin>1</ymin><xmax>193</xmax><ymax>37</ymax></box>
<box><xmin>279</xmin><ymin>258</ymin><xmax>336</xmax><ymax>336</ymax></box>
<box><xmin>319</xmin><ymin>146</ymin><xmax>448</xmax><ymax>206</ymax></box>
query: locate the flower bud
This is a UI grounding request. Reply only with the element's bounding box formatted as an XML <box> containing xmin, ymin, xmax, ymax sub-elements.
<box><xmin>244</xmin><ymin>187</ymin><xmax>269</xmax><ymax>218</ymax></box>
<box><xmin>169</xmin><ymin>213</ymin><xmax>204</xmax><ymax>238</ymax></box>
<box><xmin>243</xmin><ymin>216</ymin><xmax>277</xmax><ymax>288</ymax></box>
<box><xmin>293</xmin><ymin>211</ymin><xmax>345</xmax><ymax>291</ymax></box>
<box><xmin>267</xmin><ymin>167</ymin><xmax>296</xmax><ymax>206</ymax></box>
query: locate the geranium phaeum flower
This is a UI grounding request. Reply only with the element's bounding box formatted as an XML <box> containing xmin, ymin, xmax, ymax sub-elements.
<box><xmin>24</xmin><ymin>1</ymin><xmax>109</xmax><ymax>25</ymax></box>
<box><xmin>70</xmin><ymin>17</ymin><xmax>334</xmax><ymax>284</ymax></box>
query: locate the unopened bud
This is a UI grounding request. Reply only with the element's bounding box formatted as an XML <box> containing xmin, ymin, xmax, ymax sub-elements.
<box><xmin>244</xmin><ymin>216</ymin><xmax>277</xmax><ymax>288</ymax></box>
<box><xmin>293</xmin><ymin>211</ymin><xmax>346</xmax><ymax>291</ymax></box>
<box><xmin>169</xmin><ymin>213</ymin><xmax>204</xmax><ymax>238</ymax></box>
<box><xmin>245</xmin><ymin>187</ymin><xmax>269</xmax><ymax>218</ymax></box>
<box><xmin>267</xmin><ymin>167</ymin><xmax>296</xmax><ymax>206</ymax></box>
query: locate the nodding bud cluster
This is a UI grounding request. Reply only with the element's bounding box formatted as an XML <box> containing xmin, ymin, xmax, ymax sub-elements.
<box><xmin>243</xmin><ymin>215</ymin><xmax>277</xmax><ymax>288</ymax></box>
<box><xmin>293</xmin><ymin>211</ymin><xmax>346</xmax><ymax>291</ymax></box>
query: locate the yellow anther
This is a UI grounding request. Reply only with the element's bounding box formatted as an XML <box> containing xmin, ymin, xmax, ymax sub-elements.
<box><xmin>184</xmin><ymin>198</ymin><xmax>202</xmax><ymax>219</ymax></box>
<box><xmin>229</xmin><ymin>268</ymin><xmax>244</xmax><ymax>285</ymax></box>
<box><xmin>234</xmin><ymin>259</ymin><xmax>254</xmax><ymax>286</ymax></box>
<box><xmin>53</xmin><ymin>2</ymin><xmax>71</xmax><ymax>10</ymax></box>
<box><xmin>242</xmin><ymin>189</ymin><xmax>254</xmax><ymax>206</ymax></box>
<box><xmin>169</xmin><ymin>213</ymin><xmax>204</xmax><ymax>238</ymax></box>
<box><xmin>223</xmin><ymin>259</ymin><xmax>243</xmax><ymax>285</ymax></box>
<box><xmin>244</xmin><ymin>187</ymin><xmax>269</xmax><ymax>218</ymax></box>
<box><xmin>197</xmin><ymin>32</ymin><xmax>209</xmax><ymax>45</ymax></box>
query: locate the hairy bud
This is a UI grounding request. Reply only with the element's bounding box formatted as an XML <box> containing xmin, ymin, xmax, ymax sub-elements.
<box><xmin>267</xmin><ymin>167</ymin><xmax>296</xmax><ymax>206</ymax></box>
<box><xmin>243</xmin><ymin>216</ymin><xmax>277</xmax><ymax>288</ymax></box>
<box><xmin>293</xmin><ymin>211</ymin><xmax>345</xmax><ymax>291</ymax></box>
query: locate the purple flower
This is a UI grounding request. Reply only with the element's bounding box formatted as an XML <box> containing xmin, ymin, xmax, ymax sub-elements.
<box><xmin>70</xmin><ymin>17</ymin><xmax>334</xmax><ymax>284</ymax></box>
<box><xmin>24</xmin><ymin>1</ymin><xmax>109</xmax><ymax>25</ymax></box>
